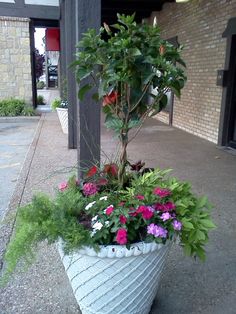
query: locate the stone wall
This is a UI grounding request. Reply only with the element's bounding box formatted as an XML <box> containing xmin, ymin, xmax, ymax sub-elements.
<box><xmin>151</xmin><ymin>0</ymin><xmax>236</xmax><ymax>143</ymax></box>
<box><xmin>0</xmin><ymin>16</ymin><xmax>32</xmax><ymax>103</ymax></box>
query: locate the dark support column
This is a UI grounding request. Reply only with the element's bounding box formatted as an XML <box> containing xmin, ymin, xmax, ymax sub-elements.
<box><xmin>64</xmin><ymin>0</ymin><xmax>78</xmax><ymax>149</ymax></box>
<box><xmin>75</xmin><ymin>0</ymin><xmax>101</xmax><ymax>175</ymax></box>
<box><xmin>29</xmin><ymin>20</ymin><xmax>37</xmax><ymax>108</ymax></box>
<box><xmin>59</xmin><ymin>0</ymin><xmax>66</xmax><ymax>99</ymax></box>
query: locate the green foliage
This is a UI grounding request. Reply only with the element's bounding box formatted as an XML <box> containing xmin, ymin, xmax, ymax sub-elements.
<box><xmin>0</xmin><ymin>98</ymin><xmax>35</xmax><ymax>116</ymax></box>
<box><xmin>73</xmin><ymin>13</ymin><xmax>187</xmax><ymax>185</ymax></box>
<box><xmin>51</xmin><ymin>98</ymin><xmax>68</xmax><ymax>110</ymax></box>
<box><xmin>51</xmin><ymin>98</ymin><xmax>61</xmax><ymax>110</ymax></box>
<box><xmin>1</xmin><ymin>168</ymin><xmax>215</xmax><ymax>284</ymax></box>
<box><xmin>37</xmin><ymin>95</ymin><xmax>45</xmax><ymax>105</ymax></box>
<box><xmin>36</xmin><ymin>81</ymin><xmax>45</xmax><ymax>89</ymax></box>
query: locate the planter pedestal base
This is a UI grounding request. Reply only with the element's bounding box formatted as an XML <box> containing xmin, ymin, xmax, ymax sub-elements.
<box><xmin>58</xmin><ymin>242</ymin><xmax>171</xmax><ymax>314</ymax></box>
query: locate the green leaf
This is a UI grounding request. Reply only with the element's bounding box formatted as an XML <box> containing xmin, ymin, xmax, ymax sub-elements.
<box><xmin>128</xmin><ymin>119</ymin><xmax>141</xmax><ymax>129</ymax></box>
<box><xmin>105</xmin><ymin>116</ymin><xmax>123</xmax><ymax>133</ymax></box>
<box><xmin>92</xmin><ymin>93</ymin><xmax>99</xmax><ymax>102</ymax></box>
<box><xmin>197</xmin><ymin>196</ymin><xmax>208</xmax><ymax>208</ymax></box>
<box><xmin>200</xmin><ymin>219</ymin><xmax>216</xmax><ymax>229</ymax></box>
<box><xmin>78</xmin><ymin>84</ymin><xmax>92</xmax><ymax>101</ymax></box>
<box><xmin>76</xmin><ymin>68</ymin><xmax>91</xmax><ymax>81</ymax></box>
<box><xmin>129</xmin><ymin>48</ymin><xmax>142</xmax><ymax>57</ymax></box>
<box><xmin>182</xmin><ymin>220</ymin><xmax>194</xmax><ymax>229</ymax></box>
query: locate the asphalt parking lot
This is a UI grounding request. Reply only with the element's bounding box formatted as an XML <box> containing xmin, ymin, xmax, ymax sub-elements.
<box><xmin>0</xmin><ymin>118</ymin><xmax>39</xmax><ymax>221</ymax></box>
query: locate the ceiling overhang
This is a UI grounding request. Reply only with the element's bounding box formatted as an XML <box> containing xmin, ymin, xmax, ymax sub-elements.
<box><xmin>101</xmin><ymin>0</ymin><xmax>175</xmax><ymax>24</ymax></box>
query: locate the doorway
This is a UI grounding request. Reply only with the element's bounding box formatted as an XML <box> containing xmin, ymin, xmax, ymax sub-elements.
<box><xmin>219</xmin><ymin>18</ymin><xmax>236</xmax><ymax>149</ymax></box>
<box><xmin>227</xmin><ymin>35</ymin><xmax>236</xmax><ymax>148</ymax></box>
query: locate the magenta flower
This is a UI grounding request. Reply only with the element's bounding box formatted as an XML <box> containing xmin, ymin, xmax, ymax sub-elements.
<box><xmin>147</xmin><ymin>224</ymin><xmax>168</xmax><ymax>238</ymax></box>
<box><xmin>154</xmin><ymin>202</ymin><xmax>176</xmax><ymax>212</ymax></box>
<box><xmin>58</xmin><ymin>181</ymin><xmax>68</xmax><ymax>191</ymax></box>
<box><xmin>119</xmin><ymin>215</ymin><xmax>127</xmax><ymax>224</ymax></box>
<box><xmin>172</xmin><ymin>220</ymin><xmax>182</xmax><ymax>231</ymax></box>
<box><xmin>135</xmin><ymin>194</ymin><xmax>145</xmax><ymax>200</ymax></box>
<box><xmin>153</xmin><ymin>187</ymin><xmax>171</xmax><ymax>198</ymax></box>
<box><xmin>105</xmin><ymin>205</ymin><xmax>114</xmax><ymax>215</ymax></box>
<box><xmin>160</xmin><ymin>212</ymin><xmax>172</xmax><ymax>221</ymax></box>
<box><xmin>116</xmin><ymin>228</ymin><xmax>127</xmax><ymax>245</ymax></box>
<box><xmin>83</xmin><ymin>182</ymin><xmax>98</xmax><ymax>196</ymax></box>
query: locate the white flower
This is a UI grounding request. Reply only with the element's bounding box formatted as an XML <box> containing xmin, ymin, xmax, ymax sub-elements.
<box><xmin>85</xmin><ymin>201</ymin><xmax>96</xmax><ymax>210</ymax></box>
<box><xmin>92</xmin><ymin>222</ymin><xmax>103</xmax><ymax>230</ymax></box>
<box><xmin>105</xmin><ymin>221</ymin><xmax>110</xmax><ymax>226</ymax></box>
<box><xmin>99</xmin><ymin>196</ymin><xmax>108</xmax><ymax>201</ymax></box>
<box><xmin>91</xmin><ymin>215</ymin><xmax>98</xmax><ymax>222</ymax></box>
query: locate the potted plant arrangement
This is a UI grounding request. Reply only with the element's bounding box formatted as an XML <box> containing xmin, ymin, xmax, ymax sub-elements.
<box><xmin>1</xmin><ymin>14</ymin><xmax>215</xmax><ymax>314</ymax></box>
<box><xmin>51</xmin><ymin>98</ymin><xmax>68</xmax><ymax>134</ymax></box>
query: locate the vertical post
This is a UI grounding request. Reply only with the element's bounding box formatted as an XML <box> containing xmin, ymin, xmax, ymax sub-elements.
<box><xmin>75</xmin><ymin>0</ymin><xmax>101</xmax><ymax>175</ymax></box>
<box><xmin>29</xmin><ymin>20</ymin><xmax>37</xmax><ymax>108</ymax></box>
<box><xmin>63</xmin><ymin>0</ymin><xmax>78</xmax><ymax>148</ymax></box>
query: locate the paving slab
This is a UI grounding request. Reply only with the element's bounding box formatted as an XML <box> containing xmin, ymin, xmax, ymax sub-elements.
<box><xmin>0</xmin><ymin>118</ymin><xmax>39</xmax><ymax>221</ymax></box>
<box><xmin>0</xmin><ymin>112</ymin><xmax>236</xmax><ymax>314</ymax></box>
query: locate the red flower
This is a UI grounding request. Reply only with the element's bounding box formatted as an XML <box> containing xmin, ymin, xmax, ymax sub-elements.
<box><xmin>135</xmin><ymin>194</ymin><xmax>145</xmax><ymax>201</ymax></box>
<box><xmin>86</xmin><ymin>166</ymin><xmax>97</xmax><ymax>178</ymax></box>
<box><xmin>119</xmin><ymin>215</ymin><xmax>127</xmax><ymax>224</ymax></box>
<box><xmin>116</xmin><ymin>228</ymin><xmax>127</xmax><ymax>245</ymax></box>
<box><xmin>97</xmin><ymin>178</ymin><xmax>108</xmax><ymax>186</ymax></box>
<box><xmin>102</xmin><ymin>91</ymin><xmax>118</xmax><ymax>106</ymax></box>
<box><xmin>105</xmin><ymin>205</ymin><xmax>114</xmax><ymax>215</ymax></box>
<box><xmin>103</xmin><ymin>163</ymin><xmax>118</xmax><ymax>177</ymax></box>
<box><xmin>136</xmin><ymin>205</ymin><xmax>154</xmax><ymax>220</ymax></box>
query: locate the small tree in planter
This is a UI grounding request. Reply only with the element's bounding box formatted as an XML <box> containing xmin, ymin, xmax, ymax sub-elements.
<box><xmin>1</xmin><ymin>14</ymin><xmax>215</xmax><ymax>314</ymax></box>
<box><xmin>75</xmin><ymin>14</ymin><xmax>186</xmax><ymax>186</ymax></box>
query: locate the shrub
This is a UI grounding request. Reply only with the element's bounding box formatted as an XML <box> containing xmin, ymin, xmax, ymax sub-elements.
<box><xmin>0</xmin><ymin>98</ymin><xmax>25</xmax><ymax>116</ymax></box>
<box><xmin>51</xmin><ymin>98</ymin><xmax>68</xmax><ymax>110</ymax></box>
<box><xmin>0</xmin><ymin>98</ymin><xmax>36</xmax><ymax>116</ymax></box>
<box><xmin>37</xmin><ymin>95</ymin><xmax>45</xmax><ymax>105</ymax></box>
<box><xmin>37</xmin><ymin>81</ymin><xmax>45</xmax><ymax>89</ymax></box>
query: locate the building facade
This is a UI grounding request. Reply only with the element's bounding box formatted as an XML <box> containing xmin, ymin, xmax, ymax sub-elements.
<box><xmin>151</xmin><ymin>0</ymin><xmax>236</xmax><ymax>148</ymax></box>
<box><xmin>0</xmin><ymin>16</ymin><xmax>32</xmax><ymax>103</ymax></box>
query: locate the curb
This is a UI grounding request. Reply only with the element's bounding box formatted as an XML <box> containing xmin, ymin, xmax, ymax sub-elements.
<box><xmin>0</xmin><ymin>114</ymin><xmax>45</xmax><ymax>269</ymax></box>
<box><xmin>0</xmin><ymin>116</ymin><xmax>40</xmax><ymax>123</ymax></box>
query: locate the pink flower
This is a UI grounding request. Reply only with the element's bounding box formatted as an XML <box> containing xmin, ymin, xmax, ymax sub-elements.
<box><xmin>119</xmin><ymin>215</ymin><xmax>127</xmax><ymax>224</ymax></box>
<box><xmin>83</xmin><ymin>182</ymin><xmax>98</xmax><ymax>196</ymax></box>
<box><xmin>105</xmin><ymin>205</ymin><xmax>114</xmax><ymax>215</ymax></box>
<box><xmin>118</xmin><ymin>201</ymin><xmax>125</xmax><ymax>207</ymax></box>
<box><xmin>153</xmin><ymin>187</ymin><xmax>171</xmax><ymax>198</ymax></box>
<box><xmin>135</xmin><ymin>195</ymin><xmax>145</xmax><ymax>200</ymax></box>
<box><xmin>172</xmin><ymin>220</ymin><xmax>182</xmax><ymax>231</ymax></box>
<box><xmin>137</xmin><ymin>205</ymin><xmax>154</xmax><ymax>220</ymax></box>
<box><xmin>129</xmin><ymin>207</ymin><xmax>138</xmax><ymax>217</ymax></box>
<box><xmin>116</xmin><ymin>228</ymin><xmax>127</xmax><ymax>245</ymax></box>
<box><xmin>58</xmin><ymin>181</ymin><xmax>68</xmax><ymax>191</ymax></box>
<box><xmin>154</xmin><ymin>202</ymin><xmax>176</xmax><ymax>212</ymax></box>
<box><xmin>160</xmin><ymin>212</ymin><xmax>172</xmax><ymax>221</ymax></box>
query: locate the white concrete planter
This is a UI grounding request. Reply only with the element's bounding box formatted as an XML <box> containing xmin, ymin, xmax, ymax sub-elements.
<box><xmin>56</xmin><ymin>107</ymin><xmax>68</xmax><ymax>134</ymax></box>
<box><xmin>58</xmin><ymin>241</ymin><xmax>171</xmax><ymax>314</ymax></box>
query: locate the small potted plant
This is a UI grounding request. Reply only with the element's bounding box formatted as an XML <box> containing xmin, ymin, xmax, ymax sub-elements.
<box><xmin>51</xmin><ymin>98</ymin><xmax>68</xmax><ymax>134</ymax></box>
<box><xmin>1</xmin><ymin>14</ymin><xmax>215</xmax><ymax>314</ymax></box>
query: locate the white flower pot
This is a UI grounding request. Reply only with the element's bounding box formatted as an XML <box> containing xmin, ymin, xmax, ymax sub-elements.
<box><xmin>58</xmin><ymin>241</ymin><xmax>171</xmax><ymax>314</ymax></box>
<box><xmin>56</xmin><ymin>108</ymin><xmax>68</xmax><ymax>134</ymax></box>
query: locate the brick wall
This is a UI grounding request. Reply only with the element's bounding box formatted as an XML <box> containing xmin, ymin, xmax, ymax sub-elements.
<box><xmin>0</xmin><ymin>16</ymin><xmax>32</xmax><ymax>103</ymax></box>
<box><xmin>151</xmin><ymin>0</ymin><xmax>236</xmax><ymax>143</ymax></box>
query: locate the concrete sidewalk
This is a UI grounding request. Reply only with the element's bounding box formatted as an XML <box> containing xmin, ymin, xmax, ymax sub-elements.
<box><xmin>0</xmin><ymin>112</ymin><xmax>236</xmax><ymax>314</ymax></box>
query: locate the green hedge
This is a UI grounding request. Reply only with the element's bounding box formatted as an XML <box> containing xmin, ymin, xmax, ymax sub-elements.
<box><xmin>0</xmin><ymin>98</ymin><xmax>35</xmax><ymax>116</ymax></box>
